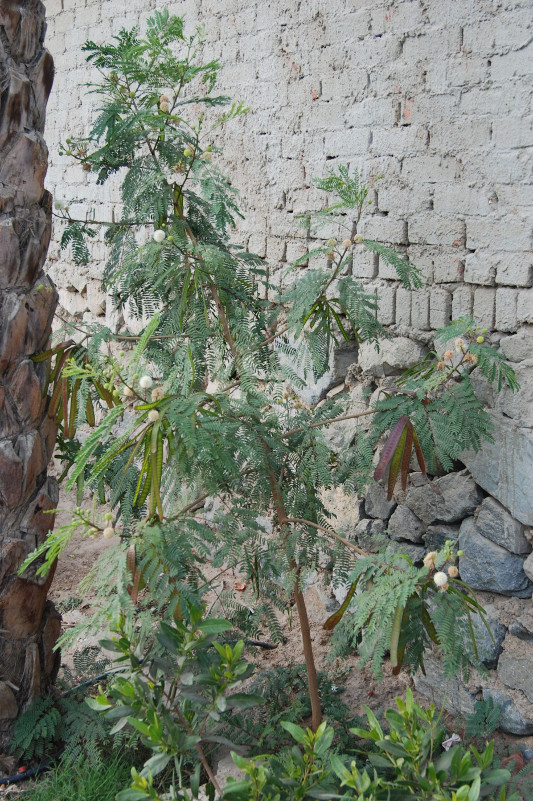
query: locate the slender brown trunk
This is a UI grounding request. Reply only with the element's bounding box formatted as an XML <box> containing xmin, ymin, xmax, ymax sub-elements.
<box><xmin>267</xmin><ymin>463</ymin><xmax>322</xmax><ymax>731</ymax></box>
<box><xmin>0</xmin><ymin>0</ymin><xmax>60</xmax><ymax>749</ymax></box>
<box><xmin>293</xmin><ymin>577</ymin><xmax>322</xmax><ymax>731</ymax></box>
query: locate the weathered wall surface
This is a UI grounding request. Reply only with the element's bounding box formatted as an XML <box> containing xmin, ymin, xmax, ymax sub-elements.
<box><xmin>43</xmin><ymin>0</ymin><xmax>533</xmax><ymax>734</ymax></box>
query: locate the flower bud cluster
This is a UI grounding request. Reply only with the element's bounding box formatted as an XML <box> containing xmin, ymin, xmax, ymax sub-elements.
<box><xmin>423</xmin><ymin>546</ymin><xmax>462</xmax><ymax>592</ymax></box>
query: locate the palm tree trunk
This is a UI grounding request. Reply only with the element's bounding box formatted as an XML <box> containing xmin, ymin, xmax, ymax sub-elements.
<box><xmin>0</xmin><ymin>0</ymin><xmax>60</xmax><ymax>750</ymax></box>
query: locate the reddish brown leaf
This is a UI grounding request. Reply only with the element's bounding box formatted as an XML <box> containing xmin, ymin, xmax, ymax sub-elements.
<box><xmin>400</xmin><ymin>421</ymin><xmax>413</xmax><ymax>491</ymax></box>
<box><xmin>387</xmin><ymin>424</ymin><xmax>408</xmax><ymax>500</ymax></box>
<box><xmin>412</xmin><ymin>428</ymin><xmax>427</xmax><ymax>476</ymax></box>
<box><xmin>374</xmin><ymin>415</ymin><xmax>409</xmax><ymax>482</ymax></box>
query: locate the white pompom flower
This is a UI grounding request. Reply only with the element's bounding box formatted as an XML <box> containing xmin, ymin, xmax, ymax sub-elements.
<box><xmin>148</xmin><ymin>409</ymin><xmax>160</xmax><ymax>422</ymax></box>
<box><xmin>153</xmin><ymin>229</ymin><xmax>166</xmax><ymax>243</ymax></box>
<box><xmin>139</xmin><ymin>375</ymin><xmax>153</xmax><ymax>389</ymax></box>
<box><xmin>433</xmin><ymin>571</ymin><xmax>449</xmax><ymax>590</ymax></box>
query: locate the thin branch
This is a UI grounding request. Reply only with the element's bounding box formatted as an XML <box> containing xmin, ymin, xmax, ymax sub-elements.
<box><xmin>265</xmin><ymin>452</ymin><xmax>322</xmax><ymax>731</ymax></box>
<box><xmin>282</xmin><ymin>408</ymin><xmax>376</xmax><ymax>438</ymax></box>
<box><xmin>173</xmin><ymin>707</ymin><xmax>222</xmax><ymax>794</ymax></box>
<box><xmin>284</xmin><ymin>517</ymin><xmax>368</xmax><ymax>557</ymax></box>
<box><xmin>55</xmin><ymin>213</ymin><xmax>138</xmax><ymax>227</ymax></box>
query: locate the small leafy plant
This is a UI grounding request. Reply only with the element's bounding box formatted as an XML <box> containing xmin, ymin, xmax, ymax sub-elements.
<box><xmin>223</xmin><ymin>690</ymin><xmax>519</xmax><ymax>801</ymax></box>
<box><xmin>87</xmin><ymin>605</ymin><xmax>263</xmax><ymax>798</ymax></box>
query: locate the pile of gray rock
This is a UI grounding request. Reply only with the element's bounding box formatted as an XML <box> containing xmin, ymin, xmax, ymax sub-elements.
<box><xmin>312</xmin><ymin>334</ymin><xmax>533</xmax><ymax>740</ymax></box>
<box><xmin>339</xmin><ymin>469</ymin><xmax>533</xmax><ymax>736</ymax></box>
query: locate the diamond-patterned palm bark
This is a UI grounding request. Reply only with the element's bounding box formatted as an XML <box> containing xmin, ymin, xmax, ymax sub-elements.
<box><xmin>0</xmin><ymin>0</ymin><xmax>60</xmax><ymax>749</ymax></box>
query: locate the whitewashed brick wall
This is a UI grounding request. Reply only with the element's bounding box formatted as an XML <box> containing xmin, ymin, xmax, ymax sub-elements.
<box><xmin>43</xmin><ymin>0</ymin><xmax>533</xmax><ymax>338</ymax></box>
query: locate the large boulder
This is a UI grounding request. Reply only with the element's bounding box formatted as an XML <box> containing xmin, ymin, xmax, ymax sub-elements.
<box><xmin>404</xmin><ymin>471</ymin><xmax>483</xmax><ymax>525</ymax></box>
<box><xmin>364</xmin><ymin>482</ymin><xmax>397</xmax><ymax>520</ymax></box>
<box><xmin>498</xmin><ymin>650</ymin><xmax>533</xmax><ymax>704</ymax></box>
<box><xmin>470</xmin><ymin>605</ymin><xmax>506</xmax><ymax>669</ymax></box>
<box><xmin>425</xmin><ymin>523</ymin><xmax>460</xmax><ymax>551</ymax></box>
<box><xmin>459</xmin><ymin>518</ymin><xmax>533</xmax><ymax>597</ymax></box>
<box><xmin>476</xmin><ymin>497</ymin><xmax>531</xmax><ymax>554</ymax></box>
<box><xmin>413</xmin><ymin>654</ymin><xmax>475</xmax><ymax>717</ymax></box>
<box><xmin>464</xmin><ymin>412</ymin><xmax>533</xmax><ymax>526</ymax></box>
<box><xmin>387</xmin><ymin>505</ymin><xmax>425</xmax><ymax>543</ymax></box>
<box><xmin>483</xmin><ymin>689</ymin><xmax>533</xmax><ymax>736</ymax></box>
<box><xmin>358</xmin><ymin>337</ymin><xmax>427</xmax><ymax>377</ymax></box>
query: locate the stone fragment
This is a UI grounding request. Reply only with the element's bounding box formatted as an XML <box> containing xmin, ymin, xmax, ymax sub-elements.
<box><xmin>358</xmin><ymin>337</ymin><xmax>427</xmax><ymax>377</ymax></box>
<box><xmin>356</xmin><ymin>518</ymin><xmax>388</xmax><ymax>551</ymax></box>
<box><xmin>476</xmin><ymin>497</ymin><xmax>531</xmax><ymax>554</ymax></box>
<box><xmin>364</xmin><ymin>482</ymin><xmax>397</xmax><ymax>520</ymax></box>
<box><xmin>524</xmin><ymin>553</ymin><xmax>533</xmax><ymax>582</ymax></box>
<box><xmin>500</xmin><ymin>329</ymin><xmax>533</xmax><ymax>362</ymax></box>
<box><xmin>483</xmin><ymin>689</ymin><xmax>533</xmax><ymax>736</ymax></box>
<box><xmin>509</xmin><ymin>616</ymin><xmax>533</xmax><ymax>642</ymax></box>
<box><xmin>387</xmin><ymin>504</ymin><xmax>425</xmax><ymax>543</ymax></box>
<box><xmin>425</xmin><ymin>523</ymin><xmax>460</xmax><ymax>551</ymax></box>
<box><xmin>459</xmin><ymin>518</ymin><xmax>533</xmax><ymax>597</ymax></box>
<box><xmin>492</xmin><ymin>358</ymin><xmax>533</xmax><ymax>427</ymax></box>
<box><xmin>370</xmin><ymin>519</ymin><xmax>387</xmax><ymax>536</ymax></box>
<box><xmin>322</xmin><ymin>383</ymin><xmax>372</xmax><ymax>452</ymax></box>
<box><xmin>498</xmin><ymin>649</ymin><xmax>533</xmax><ymax>703</ymax></box>
<box><xmin>470</xmin><ymin>605</ymin><xmax>506</xmax><ymax>668</ymax></box>
<box><xmin>464</xmin><ymin>412</ymin><xmax>533</xmax><ymax>526</ymax></box>
<box><xmin>414</xmin><ymin>653</ymin><xmax>475</xmax><ymax>717</ymax></box>
<box><xmin>405</xmin><ymin>471</ymin><xmax>483</xmax><ymax>525</ymax></box>
<box><xmin>355</xmin><ymin>518</ymin><xmax>372</xmax><ymax>537</ymax></box>
<box><xmin>386</xmin><ymin>541</ymin><xmax>425</xmax><ymax>566</ymax></box>
<box><xmin>0</xmin><ymin>683</ymin><xmax>18</xmax><ymax>720</ymax></box>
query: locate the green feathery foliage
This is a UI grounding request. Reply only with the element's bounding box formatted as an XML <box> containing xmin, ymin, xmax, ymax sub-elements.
<box><xmin>23</xmin><ymin>13</ymin><xmax>521</xmax><ymax>795</ymax></box>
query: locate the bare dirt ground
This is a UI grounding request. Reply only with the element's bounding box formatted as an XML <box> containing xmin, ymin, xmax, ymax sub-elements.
<box><xmin>46</xmin><ymin>487</ymin><xmax>412</xmax><ymax>713</ymax></box>
<box><xmin>2</xmin><ymin>486</ymin><xmax>530</xmax><ymax>797</ymax></box>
